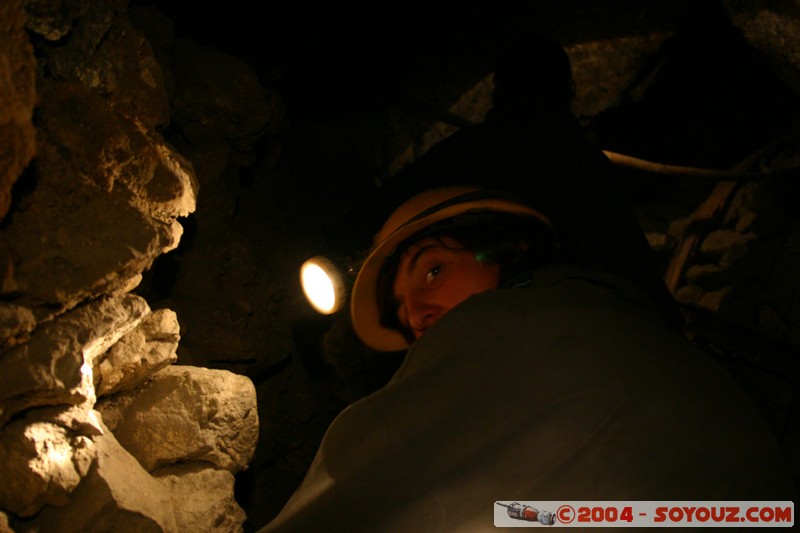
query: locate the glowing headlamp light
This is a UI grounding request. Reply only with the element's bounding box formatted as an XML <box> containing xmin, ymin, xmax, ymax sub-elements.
<box><xmin>300</xmin><ymin>256</ymin><xmax>352</xmax><ymax>315</ymax></box>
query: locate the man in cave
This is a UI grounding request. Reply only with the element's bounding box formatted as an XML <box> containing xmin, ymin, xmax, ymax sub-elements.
<box><xmin>260</xmin><ymin>185</ymin><xmax>797</xmax><ymax>532</ymax></box>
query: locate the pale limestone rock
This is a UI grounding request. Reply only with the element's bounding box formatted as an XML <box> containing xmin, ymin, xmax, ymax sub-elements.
<box><xmin>0</xmin><ymin>302</ymin><xmax>36</xmax><ymax>348</ymax></box>
<box><xmin>1</xmin><ymin>1</ymin><xmax>245</xmax><ymax>530</ymax></box>
<box><xmin>16</xmin><ymin>417</ymin><xmax>177</xmax><ymax>533</ymax></box>
<box><xmin>0</xmin><ymin>413</ymin><xmax>96</xmax><ymax>516</ymax></box>
<box><xmin>0</xmin><ymin>511</ymin><xmax>12</xmax><ymax>533</ymax></box>
<box><xmin>0</xmin><ymin>80</ymin><xmax>193</xmax><ymax>317</ymax></box>
<box><xmin>28</xmin><ymin>403</ymin><xmax>105</xmax><ymax>440</ymax></box>
<box><xmin>97</xmin><ymin>365</ymin><xmax>258</xmax><ymax>473</ymax></box>
<box><xmin>156</xmin><ymin>463</ymin><xmax>246</xmax><ymax>533</ymax></box>
<box><xmin>0</xmin><ymin>294</ymin><xmax>149</xmax><ymax>426</ymax></box>
<box><xmin>94</xmin><ymin>308</ymin><xmax>181</xmax><ymax>397</ymax></box>
<box><xmin>2</xmin><ymin>0</ymin><xmax>196</xmax><ymax>317</ymax></box>
<box><xmin>125</xmin><ymin>118</ymin><xmax>198</xmax><ymax>221</ymax></box>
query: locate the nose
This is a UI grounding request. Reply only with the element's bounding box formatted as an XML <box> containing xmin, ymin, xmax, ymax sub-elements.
<box><xmin>407</xmin><ymin>301</ymin><xmax>443</xmax><ymax>338</ymax></box>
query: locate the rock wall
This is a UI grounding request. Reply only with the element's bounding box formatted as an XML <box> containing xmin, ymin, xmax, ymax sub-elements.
<box><xmin>0</xmin><ymin>1</ymin><xmax>260</xmax><ymax>531</ymax></box>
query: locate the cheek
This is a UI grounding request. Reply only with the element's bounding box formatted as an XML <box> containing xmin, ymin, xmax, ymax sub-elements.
<box><xmin>467</xmin><ymin>259</ymin><xmax>501</xmax><ymax>289</ymax></box>
<box><xmin>479</xmin><ymin>262</ymin><xmax>501</xmax><ymax>287</ymax></box>
<box><xmin>445</xmin><ymin>263</ymin><xmax>500</xmax><ymax>304</ymax></box>
<box><xmin>473</xmin><ymin>268</ymin><xmax>501</xmax><ymax>294</ymax></box>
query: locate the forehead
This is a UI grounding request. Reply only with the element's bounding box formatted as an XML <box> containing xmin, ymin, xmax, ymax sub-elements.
<box><xmin>398</xmin><ymin>235</ymin><xmax>461</xmax><ymax>259</ymax></box>
<box><xmin>392</xmin><ymin>236</ymin><xmax>465</xmax><ymax>290</ymax></box>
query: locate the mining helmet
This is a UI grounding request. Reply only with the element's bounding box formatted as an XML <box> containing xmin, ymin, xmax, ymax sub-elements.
<box><xmin>350</xmin><ymin>185</ymin><xmax>551</xmax><ymax>352</ymax></box>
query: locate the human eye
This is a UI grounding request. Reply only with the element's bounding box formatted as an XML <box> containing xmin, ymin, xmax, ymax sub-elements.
<box><xmin>425</xmin><ymin>265</ymin><xmax>442</xmax><ymax>283</ymax></box>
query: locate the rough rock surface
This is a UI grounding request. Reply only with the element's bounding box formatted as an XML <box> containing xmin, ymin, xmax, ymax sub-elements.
<box><xmin>16</xmin><ymin>418</ymin><xmax>177</xmax><ymax>533</ymax></box>
<box><xmin>94</xmin><ymin>308</ymin><xmax>181</xmax><ymax>397</ymax></box>
<box><xmin>97</xmin><ymin>365</ymin><xmax>258</xmax><ymax>473</ymax></box>
<box><xmin>1</xmin><ymin>79</ymin><xmax>193</xmax><ymax>320</ymax></box>
<box><xmin>156</xmin><ymin>463</ymin><xmax>247</xmax><ymax>533</ymax></box>
<box><xmin>0</xmin><ymin>412</ymin><xmax>96</xmax><ymax>517</ymax></box>
<box><xmin>0</xmin><ymin>0</ymin><xmax>257</xmax><ymax>531</ymax></box>
<box><xmin>0</xmin><ymin>295</ymin><xmax>149</xmax><ymax>426</ymax></box>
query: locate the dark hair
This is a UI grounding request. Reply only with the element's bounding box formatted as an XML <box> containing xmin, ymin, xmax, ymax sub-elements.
<box><xmin>376</xmin><ymin>212</ymin><xmax>555</xmax><ymax>339</ymax></box>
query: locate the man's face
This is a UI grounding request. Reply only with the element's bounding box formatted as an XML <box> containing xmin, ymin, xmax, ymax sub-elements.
<box><xmin>392</xmin><ymin>236</ymin><xmax>500</xmax><ymax>339</ymax></box>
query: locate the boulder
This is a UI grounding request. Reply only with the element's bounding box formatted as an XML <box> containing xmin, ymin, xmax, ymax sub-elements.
<box><xmin>98</xmin><ymin>365</ymin><xmax>258</xmax><ymax>473</ymax></box>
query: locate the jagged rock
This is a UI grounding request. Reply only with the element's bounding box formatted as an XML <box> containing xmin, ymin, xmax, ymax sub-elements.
<box><xmin>155</xmin><ymin>463</ymin><xmax>246</xmax><ymax>533</ymax></box>
<box><xmin>1</xmin><ymin>0</ymin><xmax>197</xmax><ymax>318</ymax></box>
<box><xmin>569</xmin><ymin>34</ymin><xmax>670</xmax><ymax>117</ymax></box>
<box><xmin>38</xmin><ymin>403</ymin><xmax>105</xmax><ymax>438</ymax></box>
<box><xmin>26</xmin><ymin>0</ymin><xmax>170</xmax><ymax>129</ymax></box>
<box><xmin>726</xmin><ymin>1</ymin><xmax>800</xmax><ymax>98</ymax></box>
<box><xmin>0</xmin><ymin>183</ymin><xmax>182</xmax><ymax>321</ymax></box>
<box><xmin>0</xmin><ymin>302</ymin><xmax>35</xmax><ymax>349</ymax></box>
<box><xmin>23</xmin><ymin>0</ymin><xmax>89</xmax><ymax>42</ymax></box>
<box><xmin>699</xmin><ymin>228</ymin><xmax>757</xmax><ymax>259</ymax></box>
<box><xmin>97</xmin><ymin>365</ymin><xmax>258</xmax><ymax>473</ymax></box>
<box><xmin>0</xmin><ymin>294</ymin><xmax>149</xmax><ymax>426</ymax></box>
<box><xmin>0</xmin><ymin>415</ymin><xmax>95</xmax><ymax>517</ymax></box>
<box><xmin>0</xmin><ymin>0</ymin><xmax>36</xmax><ymax>220</ymax></box>
<box><xmin>27</xmin><ymin>0</ymin><xmax>196</xmax><ymax>217</ymax></box>
<box><xmin>94</xmin><ymin>308</ymin><xmax>181</xmax><ymax>397</ymax></box>
<box><xmin>0</xmin><ymin>77</ymin><xmax>195</xmax><ymax>319</ymax></box>
<box><xmin>2</xmin><ymin>1</ymin><xmax>250</xmax><ymax>527</ymax></box>
<box><xmin>13</xmin><ymin>417</ymin><xmax>177</xmax><ymax>533</ymax></box>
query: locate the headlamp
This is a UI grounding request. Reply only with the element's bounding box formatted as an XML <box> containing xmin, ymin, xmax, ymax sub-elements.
<box><xmin>300</xmin><ymin>255</ymin><xmax>357</xmax><ymax>315</ymax></box>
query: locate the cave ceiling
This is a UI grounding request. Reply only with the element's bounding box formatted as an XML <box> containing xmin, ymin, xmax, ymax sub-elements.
<box><xmin>132</xmin><ymin>0</ymin><xmax>800</xmax><ymax>254</ymax></box>
<box><xmin>154</xmin><ymin>0</ymin><xmax>711</xmax><ymax>116</ymax></box>
<box><xmin>144</xmin><ymin>0</ymin><xmax>800</xmax><ymax>170</ymax></box>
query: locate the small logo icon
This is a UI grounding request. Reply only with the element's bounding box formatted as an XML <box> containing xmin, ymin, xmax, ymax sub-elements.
<box><xmin>556</xmin><ymin>504</ymin><xmax>575</xmax><ymax>524</ymax></box>
<box><xmin>496</xmin><ymin>502</ymin><xmax>556</xmax><ymax>525</ymax></box>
